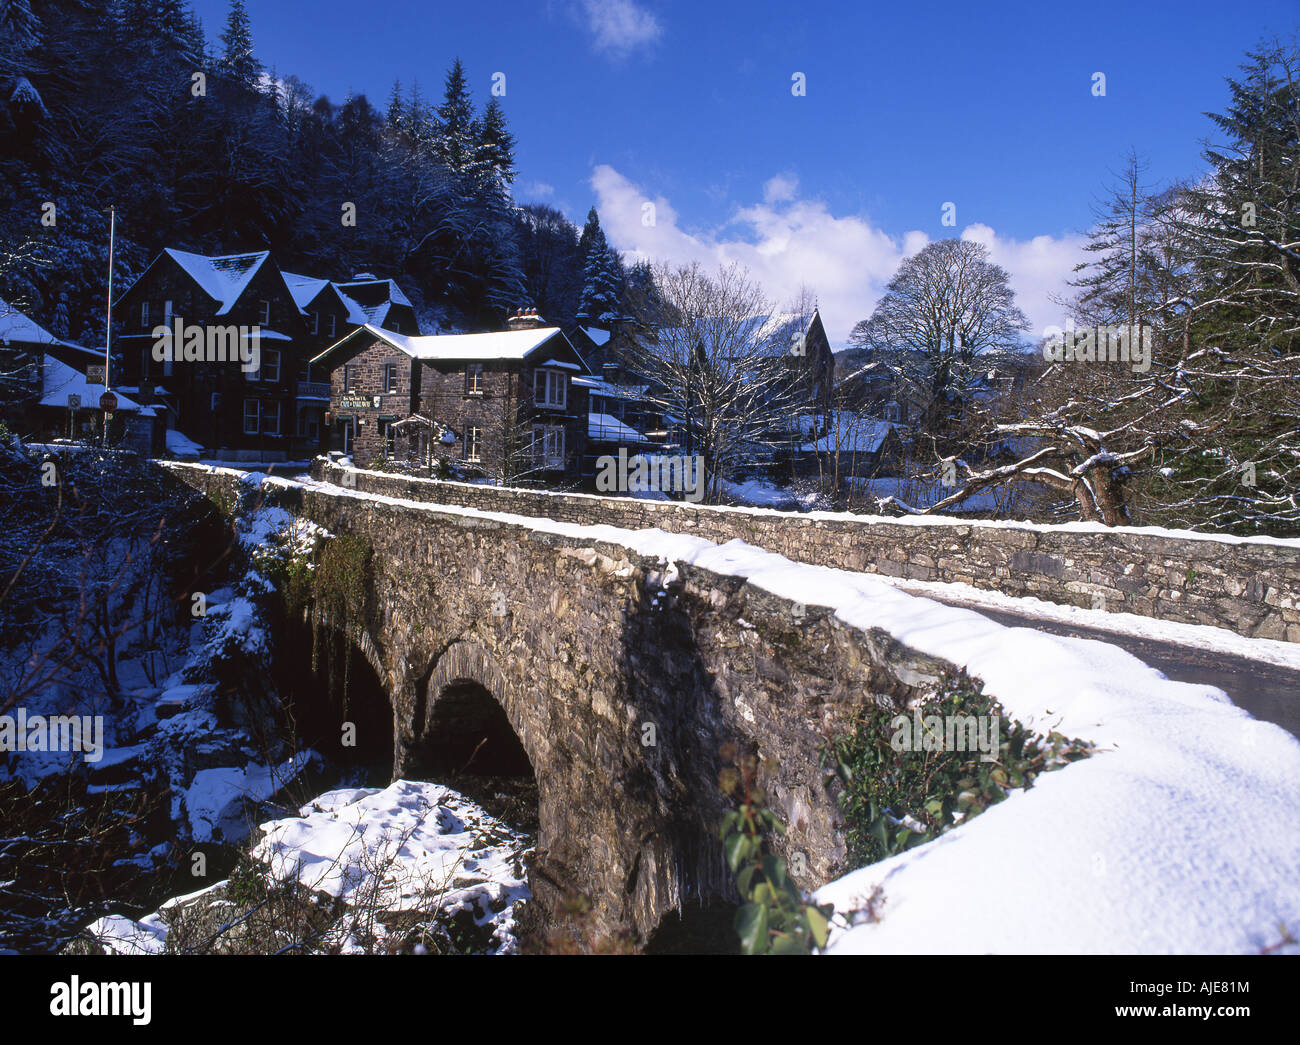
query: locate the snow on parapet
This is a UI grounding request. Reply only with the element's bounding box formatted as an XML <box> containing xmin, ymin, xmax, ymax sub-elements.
<box><xmin>305</xmin><ymin>459</ymin><xmax>1300</xmax><ymax>550</ymax></box>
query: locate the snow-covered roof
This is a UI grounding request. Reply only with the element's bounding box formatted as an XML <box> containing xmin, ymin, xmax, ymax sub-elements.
<box><xmin>799</xmin><ymin>413</ymin><xmax>896</xmax><ymax>454</ymax></box>
<box><xmin>645</xmin><ymin>311</ymin><xmax>818</xmax><ymax>362</ymax></box>
<box><xmin>581</xmin><ymin>326</ymin><xmax>611</xmax><ymax>347</ymax></box>
<box><xmin>281</xmin><ymin>272</ymin><xmax>332</xmax><ymax>312</ymax></box>
<box><xmin>574</xmin><ymin>376</ymin><xmax>650</xmax><ymax>401</ymax></box>
<box><xmin>0</xmin><ymin>297</ymin><xmax>82</xmax><ymax>349</ymax></box>
<box><xmin>165</xmin><ymin>429</ymin><xmax>204</xmax><ymax>457</ymax></box>
<box><xmin>41</xmin><ymin>355</ymin><xmax>143</xmax><ymax>411</ymax></box>
<box><xmin>163</xmin><ymin>248</ymin><xmax>271</xmax><ymax>315</ymax></box>
<box><xmin>282</xmin><ymin>272</ymin><xmax>412</xmax><ymax>328</ymax></box>
<box><xmin>588</xmin><ymin>413</ymin><xmax>650</xmax><ymax>443</ymax></box>
<box><xmin>336</xmin><ymin>276</ymin><xmax>413</xmax><ymax>310</ymax></box>
<box><xmin>314</xmin><ymin>324</ymin><xmax>580</xmax><ymax>366</ymax></box>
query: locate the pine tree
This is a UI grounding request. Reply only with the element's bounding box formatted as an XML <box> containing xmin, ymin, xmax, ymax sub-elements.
<box><xmin>433</xmin><ymin>58</ymin><xmax>476</xmax><ymax>175</ymax></box>
<box><xmin>476</xmin><ymin>96</ymin><xmax>516</xmax><ymax>185</ymax></box>
<box><xmin>578</xmin><ymin>206</ymin><xmax>605</xmax><ymax>262</ymax></box>
<box><xmin>581</xmin><ymin>242</ymin><xmax>623</xmax><ymax>326</ymax></box>
<box><xmin>218</xmin><ymin>0</ymin><xmax>260</xmax><ymax>95</ymax></box>
<box><xmin>385</xmin><ymin>78</ymin><xmax>403</xmax><ymax>137</ymax></box>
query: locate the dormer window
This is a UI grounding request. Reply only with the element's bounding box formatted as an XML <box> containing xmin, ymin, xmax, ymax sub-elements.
<box><xmin>329</xmin><ymin>315</ymin><xmax>337</xmax><ymax>337</ymax></box>
<box><xmin>259</xmin><ymin>300</ymin><xmax>271</xmax><ymax>325</ymax></box>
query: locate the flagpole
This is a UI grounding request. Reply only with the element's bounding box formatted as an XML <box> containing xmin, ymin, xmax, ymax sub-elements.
<box><xmin>102</xmin><ymin>206</ymin><xmax>114</xmax><ymax>448</ymax></box>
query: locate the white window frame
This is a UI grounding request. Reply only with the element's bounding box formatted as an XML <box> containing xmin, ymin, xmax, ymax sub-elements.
<box><xmin>532</xmin><ymin>423</ymin><xmax>564</xmax><ymax>468</ymax></box>
<box><xmin>534</xmin><ymin>367</ymin><xmax>567</xmax><ymax>409</ymax></box>
<box><xmin>343</xmin><ymin>365</ymin><xmax>354</xmax><ymax>392</ymax></box>
<box><xmin>467</xmin><ymin>363</ymin><xmax>484</xmax><ymax>395</ymax></box>
<box><xmin>259</xmin><ymin>300</ymin><xmax>271</xmax><ymax>325</ymax></box>
<box><xmin>262</xmin><ymin>348</ymin><xmax>281</xmax><ymax>383</ymax></box>
<box><xmin>140</xmin><ymin>300</ymin><xmax>150</xmax><ymax>329</ymax></box>
<box><xmin>466</xmin><ymin>425</ymin><xmax>482</xmax><ymax>463</ymax></box>
<box><xmin>243</xmin><ymin>399</ymin><xmax>260</xmax><ymax>434</ymax></box>
<box><xmin>383</xmin><ymin>362</ymin><xmax>399</xmax><ymax>394</ymax></box>
<box><xmin>262</xmin><ymin>400</ymin><xmax>281</xmax><ymax>435</ymax></box>
<box><xmin>329</xmin><ymin>314</ymin><xmax>337</xmax><ymax>337</ymax></box>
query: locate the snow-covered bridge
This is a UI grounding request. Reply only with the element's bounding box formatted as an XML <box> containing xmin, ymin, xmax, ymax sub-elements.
<box><xmin>163</xmin><ymin>462</ymin><xmax>1300</xmax><ymax>953</ymax></box>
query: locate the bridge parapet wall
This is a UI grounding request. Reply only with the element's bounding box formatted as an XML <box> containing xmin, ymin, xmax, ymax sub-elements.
<box><xmin>310</xmin><ymin>460</ymin><xmax>1300</xmax><ymax>643</ymax></box>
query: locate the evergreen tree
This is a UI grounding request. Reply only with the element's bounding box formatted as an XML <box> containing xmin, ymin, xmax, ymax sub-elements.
<box><xmin>385</xmin><ymin>78</ymin><xmax>403</xmax><ymax>137</ymax></box>
<box><xmin>218</xmin><ymin>0</ymin><xmax>260</xmax><ymax>95</ymax></box>
<box><xmin>433</xmin><ymin>58</ymin><xmax>476</xmax><ymax>174</ymax></box>
<box><xmin>581</xmin><ymin>242</ymin><xmax>623</xmax><ymax>326</ymax></box>
<box><xmin>476</xmin><ymin>96</ymin><xmax>516</xmax><ymax>186</ymax></box>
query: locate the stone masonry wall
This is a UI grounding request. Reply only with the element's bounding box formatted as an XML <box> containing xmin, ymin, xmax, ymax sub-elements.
<box><xmin>310</xmin><ymin>459</ymin><xmax>1300</xmax><ymax>643</ymax></box>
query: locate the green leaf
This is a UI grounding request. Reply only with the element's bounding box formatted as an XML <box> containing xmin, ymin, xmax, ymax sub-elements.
<box><xmin>734</xmin><ymin>902</ymin><xmax>769</xmax><ymax>954</ymax></box>
<box><xmin>770</xmin><ymin>931</ymin><xmax>805</xmax><ymax>955</ymax></box>
<box><xmin>737</xmin><ymin>864</ymin><xmax>756</xmax><ymax>899</ymax></box>
<box><xmin>804</xmin><ymin>905</ymin><xmax>830</xmax><ymax>949</ymax></box>
<box><xmin>724</xmin><ymin>831</ymin><xmax>748</xmax><ymax>873</ymax></box>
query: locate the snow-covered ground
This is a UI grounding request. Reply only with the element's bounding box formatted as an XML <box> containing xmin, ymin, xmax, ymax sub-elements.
<box><xmin>84</xmin><ymin>779</ymin><xmax>531</xmax><ymax>955</ymax></box>
<box><xmin>236</xmin><ymin>467</ymin><xmax>1297</xmax><ymax>955</ymax></box>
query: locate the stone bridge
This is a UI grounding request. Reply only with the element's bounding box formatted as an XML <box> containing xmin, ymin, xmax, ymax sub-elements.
<box><xmin>166</xmin><ymin>463</ymin><xmax>962</xmax><ymax>947</ymax></box>
<box><xmin>165</xmin><ymin>460</ymin><xmax>1300</xmax><ymax>948</ymax></box>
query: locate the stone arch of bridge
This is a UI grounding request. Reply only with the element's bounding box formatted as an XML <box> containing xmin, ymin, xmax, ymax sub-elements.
<box><xmin>413</xmin><ymin>639</ymin><xmax>540</xmax><ymax>780</ymax></box>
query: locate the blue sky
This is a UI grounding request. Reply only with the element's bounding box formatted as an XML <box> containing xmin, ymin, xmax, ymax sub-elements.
<box><xmin>191</xmin><ymin>0</ymin><xmax>1297</xmax><ymax>345</ymax></box>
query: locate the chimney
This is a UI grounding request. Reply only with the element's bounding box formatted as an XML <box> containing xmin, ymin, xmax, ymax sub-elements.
<box><xmin>506</xmin><ymin>307</ymin><xmax>545</xmax><ymax>331</ymax></box>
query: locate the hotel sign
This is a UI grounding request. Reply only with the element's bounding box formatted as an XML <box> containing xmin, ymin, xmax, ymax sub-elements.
<box><xmin>338</xmin><ymin>393</ymin><xmax>380</xmax><ymax>410</ymax></box>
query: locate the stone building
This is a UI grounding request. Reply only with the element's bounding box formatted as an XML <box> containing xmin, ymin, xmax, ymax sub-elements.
<box><xmin>113</xmin><ymin>248</ymin><xmax>415</xmax><ymax>461</ymax></box>
<box><xmin>312</xmin><ymin>309</ymin><xmax>592</xmax><ymax>484</ymax></box>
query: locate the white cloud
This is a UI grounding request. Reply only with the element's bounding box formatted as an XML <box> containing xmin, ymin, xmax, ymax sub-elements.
<box><xmin>589</xmin><ymin>164</ymin><xmax>1087</xmax><ymax>348</ymax></box>
<box><xmin>518</xmin><ymin>181</ymin><xmax>555</xmax><ymax>199</ymax></box>
<box><xmin>762</xmin><ymin>174</ymin><xmax>798</xmax><ymax>205</ymax></box>
<box><xmin>577</xmin><ymin>0</ymin><xmax>662</xmax><ymax>58</ymax></box>
<box><xmin>959</xmin><ymin>223</ymin><xmax>1089</xmax><ymax>337</ymax></box>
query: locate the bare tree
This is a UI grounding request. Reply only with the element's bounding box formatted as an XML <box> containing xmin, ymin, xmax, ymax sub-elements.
<box><xmin>627</xmin><ymin>262</ymin><xmax>802</xmax><ymax>503</ymax></box>
<box><xmin>849</xmin><ymin>239</ymin><xmax>1029</xmax><ymax>440</ymax></box>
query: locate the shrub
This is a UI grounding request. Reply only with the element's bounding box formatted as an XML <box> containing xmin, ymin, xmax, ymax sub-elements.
<box><xmin>823</xmin><ymin>670</ymin><xmax>1092</xmax><ymax>868</ymax></box>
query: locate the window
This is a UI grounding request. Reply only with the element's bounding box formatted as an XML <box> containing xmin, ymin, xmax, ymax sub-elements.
<box><xmin>532</xmin><ymin>424</ymin><xmax>564</xmax><ymax>468</ymax></box>
<box><xmin>381</xmin><ymin>420</ymin><xmax>396</xmax><ymax>457</ymax></box>
<box><xmin>533</xmin><ymin>368</ymin><xmax>567</xmax><ymax>409</ymax></box>
<box><xmin>343</xmin><ymin>365</ymin><xmax>355</xmax><ymax>392</ymax></box>
<box><xmin>262</xmin><ymin>348</ymin><xmax>281</xmax><ymax>383</ymax></box>
<box><xmin>140</xmin><ymin>301</ymin><xmax>150</xmax><ymax>329</ymax></box>
<box><xmin>328</xmin><ymin>315</ymin><xmax>337</xmax><ymax>337</ymax></box>
<box><xmin>163</xmin><ymin>299</ymin><xmax>174</xmax><ymax>324</ymax></box>
<box><xmin>262</xmin><ymin>401</ymin><xmax>280</xmax><ymax>435</ymax></box>
<box><xmin>390</xmin><ymin>319</ymin><xmax>400</xmax><ymax>333</ymax></box>
<box><xmin>243</xmin><ymin>399</ymin><xmax>260</xmax><ymax>434</ymax></box>
<box><xmin>383</xmin><ymin>363</ymin><xmax>399</xmax><ymax>394</ymax></box>
<box><xmin>340</xmin><ymin>417</ymin><xmax>354</xmax><ymax>454</ymax></box>
<box><xmin>311</xmin><ymin>311</ymin><xmax>319</xmax><ymax>335</ymax></box>
<box><xmin>466</xmin><ymin>425</ymin><xmax>482</xmax><ymax>463</ymax></box>
<box><xmin>259</xmin><ymin>300</ymin><xmax>271</xmax><ymax>325</ymax></box>
<box><xmin>466</xmin><ymin>363</ymin><xmax>484</xmax><ymax>395</ymax></box>
<box><xmin>140</xmin><ymin>347</ymin><xmax>150</xmax><ymax>381</ymax></box>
